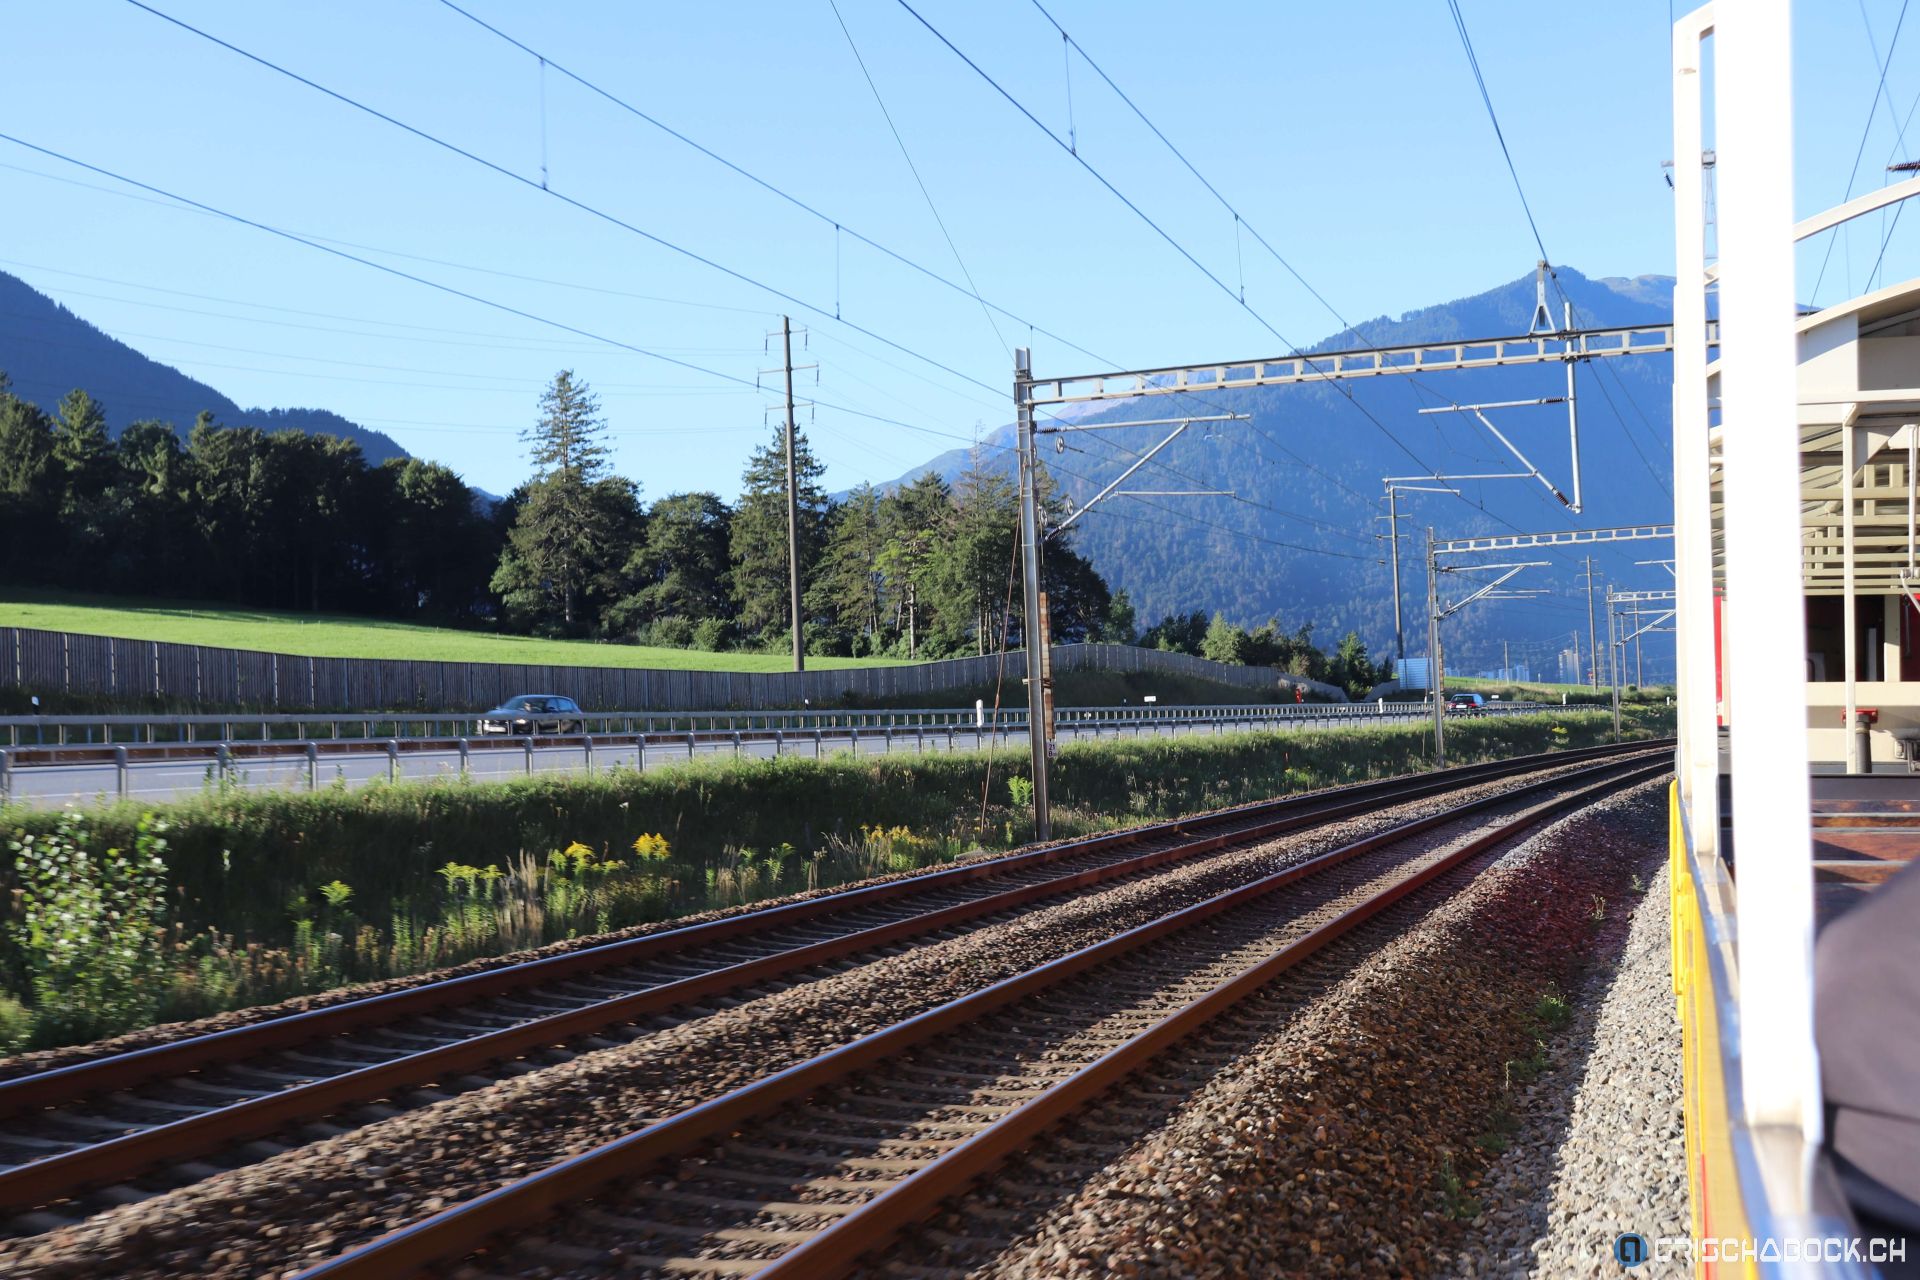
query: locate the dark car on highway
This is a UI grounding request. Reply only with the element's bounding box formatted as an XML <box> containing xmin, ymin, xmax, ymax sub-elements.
<box><xmin>1445</xmin><ymin>692</ymin><xmax>1487</xmax><ymax>716</ymax></box>
<box><xmin>478</xmin><ymin>694</ymin><xmax>585</xmax><ymax>735</ymax></box>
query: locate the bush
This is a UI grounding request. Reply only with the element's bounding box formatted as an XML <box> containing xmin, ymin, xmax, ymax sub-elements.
<box><xmin>691</xmin><ymin>617</ymin><xmax>732</xmax><ymax>652</ymax></box>
<box><xmin>0</xmin><ymin>994</ymin><xmax>33</xmax><ymax>1054</ymax></box>
<box><xmin>644</xmin><ymin>616</ymin><xmax>695</xmax><ymax>649</ymax></box>
<box><xmin>8</xmin><ymin>813</ymin><xmax>172</xmax><ymax>1047</ymax></box>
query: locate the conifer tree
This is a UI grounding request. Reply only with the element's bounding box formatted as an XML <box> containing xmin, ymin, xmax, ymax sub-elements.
<box><xmin>493</xmin><ymin>371</ymin><xmax>623</xmax><ymax>630</ymax></box>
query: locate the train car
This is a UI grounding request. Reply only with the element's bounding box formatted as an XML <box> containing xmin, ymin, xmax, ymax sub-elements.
<box><xmin>1671</xmin><ymin>6</ymin><xmax>1920</xmax><ymax>1276</ymax></box>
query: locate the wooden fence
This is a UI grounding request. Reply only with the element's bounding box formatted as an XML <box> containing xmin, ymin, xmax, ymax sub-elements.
<box><xmin>0</xmin><ymin>627</ymin><xmax>1345</xmax><ymax>711</ymax></box>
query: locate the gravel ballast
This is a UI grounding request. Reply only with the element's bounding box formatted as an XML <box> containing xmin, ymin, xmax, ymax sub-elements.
<box><xmin>0</xmin><ymin>763</ymin><xmax>1629</xmax><ymax>1279</ymax></box>
<box><xmin>1438</xmin><ymin>858</ymin><xmax>1688</xmax><ymax>1279</ymax></box>
<box><xmin>879</xmin><ymin>780</ymin><xmax>1675</xmax><ymax>1279</ymax></box>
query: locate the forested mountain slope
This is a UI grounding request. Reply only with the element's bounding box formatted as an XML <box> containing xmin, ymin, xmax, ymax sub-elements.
<box><xmin>0</xmin><ymin>271</ymin><xmax>408</xmax><ymax>463</ymax></box>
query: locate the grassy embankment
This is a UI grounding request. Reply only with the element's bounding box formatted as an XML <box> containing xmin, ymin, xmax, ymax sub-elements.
<box><xmin>0</xmin><ymin>589</ymin><xmax>908</xmax><ymax>672</ymax></box>
<box><xmin>0</xmin><ymin>706</ymin><xmax>1673</xmax><ymax>1052</ymax></box>
<box><xmin>0</xmin><ymin>589</ymin><xmax>1293</xmax><ymax>712</ymax></box>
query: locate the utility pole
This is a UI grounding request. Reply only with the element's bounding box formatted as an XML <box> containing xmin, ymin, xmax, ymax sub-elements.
<box><xmin>1014</xmin><ymin>348</ymin><xmax>1052</xmax><ymax>839</ymax></box>
<box><xmin>1387</xmin><ymin>486</ymin><xmax>1405</xmax><ymax>662</ymax></box>
<box><xmin>1503</xmin><ymin>639</ymin><xmax>1510</xmax><ymax>681</ymax></box>
<box><xmin>1608</xmin><ymin>591</ymin><xmax>1623</xmax><ymax>740</ymax></box>
<box><xmin>1633</xmin><ymin>602</ymin><xmax>1644</xmax><ymax>688</ymax></box>
<box><xmin>1581</xmin><ymin>555</ymin><xmax>1600</xmax><ymax>686</ymax></box>
<box><xmin>1427</xmin><ymin>528</ymin><xmax>1445</xmax><ymax>766</ymax></box>
<box><xmin>781</xmin><ymin>317</ymin><xmax>804</xmax><ymax>673</ymax></box>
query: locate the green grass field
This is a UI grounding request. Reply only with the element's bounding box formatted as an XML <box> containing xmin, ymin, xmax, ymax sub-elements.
<box><xmin>0</xmin><ymin>590</ymin><xmax>910</xmax><ymax>673</ymax></box>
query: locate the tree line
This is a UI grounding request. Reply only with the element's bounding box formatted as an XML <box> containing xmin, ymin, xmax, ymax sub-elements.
<box><xmin>0</xmin><ymin>368</ymin><xmax>1380</xmax><ymax>690</ymax></box>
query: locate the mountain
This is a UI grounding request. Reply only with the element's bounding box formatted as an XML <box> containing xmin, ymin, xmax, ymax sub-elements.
<box><xmin>875</xmin><ymin>268</ymin><xmax>1678</xmax><ymax>681</ymax></box>
<box><xmin>0</xmin><ymin>271</ymin><xmax>408</xmax><ymax>463</ymax></box>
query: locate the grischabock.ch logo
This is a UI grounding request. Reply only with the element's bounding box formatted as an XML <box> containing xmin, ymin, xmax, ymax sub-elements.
<box><xmin>1614</xmin><ymin>1232</ymin><xmax>1909</xmax><ymax>1268</ymax></box>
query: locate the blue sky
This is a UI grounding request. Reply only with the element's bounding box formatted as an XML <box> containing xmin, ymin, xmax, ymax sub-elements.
<box><xmin>0</xmin><ymin>1</ymin><xmax>1910</xmax><ymax>500</ymax></box>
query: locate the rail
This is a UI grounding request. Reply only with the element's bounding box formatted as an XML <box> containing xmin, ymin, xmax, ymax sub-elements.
<box><xmin>289</xmin><ymin>752</ymin><xmax>1670</xmax><ymax>1278</ymax></box>
<box><xmin>0</xmin><ymin>740</ymin><xmax>1656</xmax><ymax>1214</ymax></box>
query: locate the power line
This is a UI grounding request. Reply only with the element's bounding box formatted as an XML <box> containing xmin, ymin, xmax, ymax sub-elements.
<box><xmin>1810</xmin><ymin>0</ymin><xmax>1912</xmax><ymax>304</ymax></box>
<box><xmin>897</xmin><ymin>0</ymin><xmax>1620</xmax><ymax>553</ymax></box>
<box><xmin>828</xmin><ymin>0</ymin><xmax>1010</xmax><ymax>358</ymax></box>
<box><xmin>0</xmin><ymin>164</ymin><xmax>780</xmax><ymax>322</ymax></box>
<box><xmin>1026</xmin><ymin>0</ymin><xmax>1360</xmax><ymax>343</ymax></box>
<box><xmin>436</xmin><ymin>0</ymin><xmax>1364</xmax><ymax>512</ymax></box>
<box><xmin>0</xmin><ymin>133</ymin><xmax>1023</xmax><ymax>452</ymax></box>
<box><xmin>1444</xmin><ymin>0</ymin><xmax>1552</xmax><ymax>268</ymax></box>
<box><xmin>1005</xmin><ymin>11</ymin><xmax>1593</xmax><ymax>508</ymax></box>
<box><xmin>0</xmin><ymin>258</ymin><xmax>689</xmax><ymax>349</ymax></box>
<box><xmin>1024</xmin><ymin>2</ymin><xmax>1578</xmax><ymax>494</ymax></box>
<box><xmin>3</xmin><ymin>136</ymin><xmax>1374</xmax><ymax>568</ymax></box>
<box><xmin>891</xmin><ymin>0</ymin><xmax>1452</xmax><ymax>481</ymax></box>
<box><xmin>120</xmin><ymin>0</ymin><xmax>1034</xmax><ymax>414</ymax></box>
<box><xmin>159</xmin><ymin>0</ymin><xmax>1516</xmax><ymax>546</ymax></box>
<box><xmin>1442</xmin><ymin>0</ymin><xmax>1671</xmax><ymax>499</ymax></box>
<box><xmin>431</xmin><ymin>0</ymin><xmax>1103</xmax><ymax>369</ymax></box>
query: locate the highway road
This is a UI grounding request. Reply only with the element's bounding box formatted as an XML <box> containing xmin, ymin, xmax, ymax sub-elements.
<box><xmin>2</xmin><ymin>705</ymin><xmax>1504</xmax><ymax>809</ymax></box>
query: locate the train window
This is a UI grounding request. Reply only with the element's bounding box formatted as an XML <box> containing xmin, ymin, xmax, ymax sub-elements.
<box><xmin>1804</xmin><ymin>596</ymin><xmax>1889</xmax><ymax>681</ymax></box>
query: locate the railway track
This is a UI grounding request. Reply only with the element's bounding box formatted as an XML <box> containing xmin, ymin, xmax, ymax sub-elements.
<box><xmin>0</xmin><ymin>743</ymin><xmax>1663</xmax><ymax>1264</ymax></box>
<box><xmin>261</xmin><ymin>748</ymin><xmax>1668</xmax><ymax>1279</ymax></box>
<box><xmin>0</xmin><ymin>742</ymin><xmax>1643</xmax><ymax>1230</ymax></box>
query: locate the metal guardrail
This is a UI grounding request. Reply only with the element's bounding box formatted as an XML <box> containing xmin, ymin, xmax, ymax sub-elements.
<box><xmin>0</xmin><ymin>699</ymin><xmax>1543</xmax><ymax>748</ymax></box>
<box><xmin>0</xmin><ymin>701</ymin><xmax>1554</xmax><ymax>806</ymax></box>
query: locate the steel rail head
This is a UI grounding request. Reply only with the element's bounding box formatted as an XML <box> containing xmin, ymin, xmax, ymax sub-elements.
<box><xmin>287</xmin><ymin>750</ymin><xmax>1668</xmax><ymax>1280</ymax></box>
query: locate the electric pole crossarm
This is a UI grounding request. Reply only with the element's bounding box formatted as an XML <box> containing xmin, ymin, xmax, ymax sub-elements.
<box><xmin>1025</xmin><ymin>323</ymin><xmax>1693</xmax><ymax>408</ymax></box>
<box><xmin>1620</xmin><ymin>611</ymin><xmax>1678</xmax><ymax>645</ymax></box>
<box><xmin>1033</xmin><ymin>413</ymin><xmax>1243</xmax><ymax>434</ymax></box>
<box><xmin>1385</xmin><ymin>474</ymin><xmax>1521</xmax><ymax>484</ymax></box>
<box><xmin>1438</xmin><ymin>561</ymin><xmax>1551</xmax><ymax>619</ymax></box>
<box><xmin>1468</xmin><ymin>408</ymin><xmax>1571</xmax><ymax>507</ymax></box>
<box><xmin>1432</xmin><ymin>524</ymin><xmax>1674</xmax><ymax>555</ymax></box>
<box><xmin>1051</xmin><ymin>423</ymin><xmax>1188</xmax><ymax>536</ymax></box>
<box><xmin>1415</xmin><ymin>396</ymin><xmax>1567</xmax><ymax>413</ymax></box>
<box><xmin>1415</xmin><ymin>400</ymin><xmax>1576</xmax><ymax>510</ymax></box>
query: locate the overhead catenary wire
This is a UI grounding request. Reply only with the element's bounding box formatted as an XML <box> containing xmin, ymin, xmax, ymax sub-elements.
<box><xmin>1002</xmin><ymin>15</ymin><xmax>1571</xmax><ymax>534</ymax></box>
<box><xmin>900</xmin><ymin>0</ymin><xmax>1608</xmax><ymax>551</ymax></box>
<box><xmin>5</xmin><ymin>132</ymin><xmax>1385</xmax><ymax>569</ymax></box>
<box><xmin>119</xmin><ymin>0</ymin><xmax>1044</xmax><ymax>417</ymax></box>
<box><xmin>890</xmin><ymin>0</ymin><xmax>1455</xmax><ymax>481</ymax></box>
<box><xmin>826</xmin><ymin>0</ymin><xmax>1011</xmax><ymax>358</ymax></box>
<box><xmin>1028</xmin><ymin>0</ymin><xmax>1553</xmax><ymax>485</ymax></box>
<box><xmin>1810</xmin><ymin>0</ymin><xmax>1913</xmax><ymax>304</ymax></box>
<box><xmin>141</xmin><ymin>0</ymin><xmax>1478</xmax><ymax>550</ymax></box>
<box><xmin>1440</xmin><ymin>0</ymin><xmax>1672</xmax><ymax>500</ymax></box>
<box><xmin>428</xmin><ymin>0</ymin><xmax>1380</xmax><ymax>515</ymax></box>
<box><xmin>430</xmin><ymin>0</ymin><xmax>1110</xmax><ymax>370</ymax></box>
